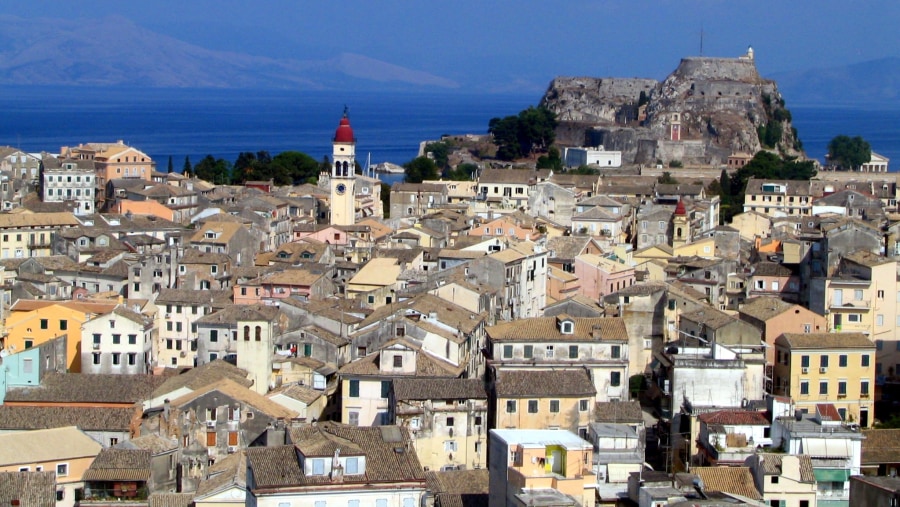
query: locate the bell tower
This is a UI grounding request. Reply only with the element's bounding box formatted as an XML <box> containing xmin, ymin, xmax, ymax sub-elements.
<box><xmin>330</xmin><ymin>107</ymin><xmax>356</xmax><ymax>226</ymax></box>
<box><xmin>672</xmin><ymin>199</ymin><xmax>690</xmax><ymax>249</ymax></box>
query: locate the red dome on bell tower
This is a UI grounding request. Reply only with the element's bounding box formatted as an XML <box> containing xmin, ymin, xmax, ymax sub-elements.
<box><xmin>674</xmin><ymin>199</ymin><xmax>686</xmax><ymax>216</ymax></box>
<box><xmin>333</xmin><ymin>107</ymin><xmax>355</xmax><ymax>143</ymax></box>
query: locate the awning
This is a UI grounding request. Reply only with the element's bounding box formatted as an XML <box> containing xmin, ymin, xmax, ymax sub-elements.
<box><xmin>814</xmin><ymin>469</ymin><xmax>851</xmax><ymax>482</ymax></box>
<box><xmin>802</xmin><ymin>438</ymin><xmax>850</xmax><ymax>458</ymax></box>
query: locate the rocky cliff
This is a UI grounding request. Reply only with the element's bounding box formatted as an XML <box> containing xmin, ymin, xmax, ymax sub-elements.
<box><xmin>540</xmin><ymin>51</ymin><xmax>802</xmax><ymax>166</ymax></box>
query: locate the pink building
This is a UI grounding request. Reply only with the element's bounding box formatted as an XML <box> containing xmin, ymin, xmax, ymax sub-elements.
<box><xmin>233</xmin><ymin>268</ymin><xmax>334</xmax><ymax>305</ymax></box>
<box><xmin>573</xmin><ymin>253</ymin><xmax>635</xmax><ymax>301</ymax></box>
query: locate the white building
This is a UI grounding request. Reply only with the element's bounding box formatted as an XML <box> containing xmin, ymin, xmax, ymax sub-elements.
<box><xmin>564</xmin><ymin>146</ymin><xmax>622</xmax><ymax>168</ymax></box>
<box><xmin>860</xmin><ymin>152</ymin><xmax>889</xmax><ymax>173</ymax></box>
<box><xmin>81</xmin><ymin>306</ymin><xmax>153</xmax><ymax>375</ymax></box>
<box><xmin>42</xmin><ymin>159</ymin><xmax>96</xmax><ymax>215</ymax></box>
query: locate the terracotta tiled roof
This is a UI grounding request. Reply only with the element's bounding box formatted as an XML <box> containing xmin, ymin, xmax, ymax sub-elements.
<box><xmin>777</xmin><ymin>332</ymin><xmax>874</xmax><ymax>349</ymax></box>
<box><xmin>862</xmin><ymin>429</ymin><xmax>900</xmax><ymax>465</ymax></box>
<box><xmin>593</xmin><ymin>401</ymin><xmax>644</xmax><ymax>424</ymax></box>
<box><xmin>486</xmin><ymin>316</ymin><xmax>628</xmax><ymax>342</ymax></box>
<box><xmin>393</xmin><ymin>378</ymin><xmax>487</xmax><ymax>401</ymax></box>
<box><xmin>291</xmin><ymin>422</ymin><xmax>426</xmax><ymax>483</ymax></box>
<box><xmin>426</xmin><ymin>469</ymin><xmax>489</xmax><ymax>507</ymax></box>
<box><xmin>339</xmin><ymin>344</ymin><xmax>462</xmax><ymax>379</ymax></box>
<box><xmin>817</xmin><ymin>403</ymin><xmax>842</xmax><ymax>422</ymax></box>
<box><xmin>4</xmin><ymin>373</ymin><xmax>166</xmax><ymax>405</ymax></box>
<box><xmin>698</xmin><ymin>410</ymin><xmax>769</xmax><ymax>426</ymax></box>
<box><xmin>693</xmin><ymin>467</ymin><xmax>762</xmax><ymax>501</ymax></box>
<box><xmin>0</xmin><ymin>472</ymin><xmax>56</xmax><ymax>507</ymax></box>
<box><xmin>756</xmin><ymin>454</ymin><xmax>815</xmax><ymax>483</ymax></box>
<box><xmin>738</xmin><ymin>297</ymin><xmax>796</xmax><ymax>322</ymax></box>
<box><xmin>83</xmin><ymin>448</ymin><xmax>151</xmax><ymax>482</ymax></box>
<box><xmin>495</xmin><ymin>369</ymin><xmax>596</xmax><ymax>398</ymax></box>
<box><xmin>151</xmin><ymin>360</ymin><xmax>250</xmax><ymax>400</ymax></box>
<box><xmin>168</xmin><ymin>379</ymin><xmax>298</xmax><ymax>420</ymax></box>
<box><xmin>148</xmin><ymin>493</ymin><xmax>195</xmax><ymax>507</ymax></box>
<box><xmin>0</xmin><ymin>406</ymin><xmax>133</xmax><ymax>432</ymax></box>
<box><xmin>196</xmin><ymin>451</ymin><xmax>246</xmax><ymax>498</ymax></box>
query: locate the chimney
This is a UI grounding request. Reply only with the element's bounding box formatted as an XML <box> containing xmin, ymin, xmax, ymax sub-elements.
<box><xmin>330</xmin><ymin>448</ymin><xmax>344</xmax><ymax>483</ymax></box>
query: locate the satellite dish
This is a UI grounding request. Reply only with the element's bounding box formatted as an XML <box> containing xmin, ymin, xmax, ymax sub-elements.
<box><xmin>0</xmin><ymin>349</ymin><xmax>8</xmax><ymax>358</ymax></box>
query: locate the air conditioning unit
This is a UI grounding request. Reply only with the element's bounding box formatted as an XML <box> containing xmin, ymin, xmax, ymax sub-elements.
<box><xmin>180</xmin><ymin>351</ymin><xmax>187</xmax><ymax>358</ymax></box>
<box><xmin>801</xmin><ymin>367</ymin><xmax>809</xmax><ymax>374</ymax></box>
<box><xmin>227</xmin><ymin>446</ymin><xmax>238</xmax><ymax>454</ymax></box>
<box><xmin>820</xmin><ymin>367</ymin><xmax>828</xmax><ymax>373</ymax></box>
<box><xmin>92</xmin><ymin>343</ymin><xmax>100</xmax><ymax>350</ymax></box>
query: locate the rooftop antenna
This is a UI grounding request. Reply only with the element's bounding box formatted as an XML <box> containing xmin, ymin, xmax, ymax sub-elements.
<box><xmin>699</xmin><ymin>23</ymin><xmax>704</xmax><ymax>56</ymax></box>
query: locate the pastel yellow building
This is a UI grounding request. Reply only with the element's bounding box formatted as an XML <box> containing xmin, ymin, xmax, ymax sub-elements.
<box><xmin>0</xmin><ymin>426</ymin><xmax>102</xmax><ymax>507</ymax></box>
<box><xmin>493</xmin><ymin>369</ymin><xmax>595</xmax><ymax>437</ymax></box>
<box><xmin>773</xmin><ymin>332</ymin><xmax>875</xmax><ymax>427</ymax></box>
<box><xmin>0</xmin><ymin>211</ymin><xmax>80</xmax><ymax>259</ymax></box>
<box><xmin>3</xmin><ymin>300</ymin><xmax>117</xmax><ymax>372</ymax></box>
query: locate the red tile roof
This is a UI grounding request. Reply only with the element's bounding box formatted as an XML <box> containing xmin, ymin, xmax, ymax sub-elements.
<box><xmin>698</xmin><ymin>410</ymin><xmax>769</xmax><ymax>426</ymax></box>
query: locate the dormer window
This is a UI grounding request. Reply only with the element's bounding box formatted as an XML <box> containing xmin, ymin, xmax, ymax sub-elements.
<box><xmin>205</xmin><ymin>231</ymin><xmax>217</xmax><ymax>239</ymax></box>
<box><xmin>559</xmin><ymin>318</ymin><xmax>574</xmax><ymax>334</ymax></box>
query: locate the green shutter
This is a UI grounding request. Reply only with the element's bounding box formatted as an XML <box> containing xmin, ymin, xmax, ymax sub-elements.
<box><xmin>813</xmin><ymin>469</ymin><xmax>850</xmax><ymax>482</ymax></box>
<box><xmin>349</xmin><ymin>379</ymin><xmax>359</xmax><ymax>397</ymax></box>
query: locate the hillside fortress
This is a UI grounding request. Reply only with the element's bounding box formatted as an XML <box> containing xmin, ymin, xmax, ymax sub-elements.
<box><xmin>540</xmin><ymin>47</ymin><xmax>803</xmax><ymax>167</ymax></box>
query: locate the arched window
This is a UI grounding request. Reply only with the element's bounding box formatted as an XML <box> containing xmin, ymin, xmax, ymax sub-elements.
<box><xmin>676</xmin><ymin>227</ymin><xmax>682</xmax><ymax>238</ymax></box>
<box><xmin>255</xmin><ymin>326</ymin><xmax>262</xmax><ymax>341</ymax></box>
<box><xmin>243</xmin><ymin>325</ymin><xmax>250</xmax><ymax>341</ymax></box>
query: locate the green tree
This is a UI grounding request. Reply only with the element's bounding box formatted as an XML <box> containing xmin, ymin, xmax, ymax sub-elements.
<box><xmin>424</xmin><ymin>141</ymin><xmax>453</xmax><ymax>170</ymax></box>
<box><xmin>658</xmin><ymin>172</ymin><xmax>678</xmax><ymax>184</ymax></box>
<box><xmin>446</xmin><ymin>163</ymin><xmax>478</xmax><ymax>181</ymax></box>
<box><xmin>570</xmin><ymin>165</ymin><xmax>600</xmax><ymax>175</ymax></box>
<box><xmin>827</xmin><ymin>135</ymin><xmax>872</xmax><ymax>170</ymax></box>
<box><xmin>488</xmin><ymin>105</ymin><xmax>558</xmax><ymax>161</ymax></box>
<box><xmin>193</xmin><ymin>155</ymin><xmax>231</xmax><ymax>184</ymax></box>
<box><xmin>719</xmin><ymin>151</ymin><xmax>817</xmax><ymax>223</ymax></box>
<box><xmin>271</xmin><ymin>151</ymin><xmax>320</xmax><ymax>185</ymax></box>
<box><xmin>403</xmin><ymin>156</ymin><xmax>439</xmax><ymax>183</ymax></box>
<box><xmin>167</xmin><ymin>156</ymin><xmax>174</xmax><ymax>174</ymax></box>
<box><xmin>380</xmin><ymin>182</ymin><xmax>391</xmax><ymax>218</ymax></box>
<box><xmin>182</xmin><ymin>156</ymin><xmax>192</xmax><ymax>177</ymax></box>
<box><xmin>536</xmin><ymin>146</ymin><xmax>563</xmax><ymax>170</ymax></box>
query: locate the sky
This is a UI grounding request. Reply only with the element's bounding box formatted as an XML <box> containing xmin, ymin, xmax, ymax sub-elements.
<box><xmin>4</xmin><ymin>1</ymin><xmax>900</xmax><ymax>91</ymax></box>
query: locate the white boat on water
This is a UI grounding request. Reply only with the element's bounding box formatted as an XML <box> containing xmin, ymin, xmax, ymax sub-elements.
<box><xmin>373</xmin><ymin>162</ymin><xmax>405</xmax><ymax>174</ymax></box>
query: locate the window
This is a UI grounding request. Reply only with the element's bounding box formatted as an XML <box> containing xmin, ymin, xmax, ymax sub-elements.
<box><xmin>506</xmin><ymin>400</ymin><xmax>517</xmax><ymax>413</ymax></box>
<box><xmin>444</xmin><ymin>441</ymin><xmax>458</xmax><ymax>452</ymax></box>
<box><xmin>580</xmin><ymin>399</ymin><xmax>589</xmax><ymax>412</ymax></box>
<box><xmin>862</xmin><ymin>355</ymin><xmax>870</xmax><ymax>367</ymax></box>
<box><xmin>848</xmin><ymin>314</ymin><xmax>861</xmax><ymax>323</ymax></box>
<box><xmin>348</xmin><ymin>411</ymin><xmax>359</xmax><ymax>426</ymax></box>
<box><xmin>24</xmin><ymin>340</ymin><xmax>32</xmax><ymax>349</ymax></box>
<box><xmin>524</xmin><ymin>345</ymin><xmax>533</xmax><ymax>359</ymax></box>
<box><xmin>166</xmin><ymin>339</ymin><xmax>173</xmax><ymax>350</ymax></box>
<box><xmin>528</xmin><ymin>400</ymin><xmax>538</xmax><ymax>413</ymax></box>
<box><xmin>112</xmin><ymin>334</ymin><xmax>121</xmax><ymax>344</ymax></box>
<box><xmin>878</xmin><ymin>314</ymin><xmax>885</xmax><ymax>326</ymax></box>
<box><xmin>862</xmin><ymin>381</ymin><xmax>870</xmax><ymax>396</ymax></box>
<box><xmin>801</xmin><ymin>355</ymin><xmax>810</xmax><ymax>368</ymax></box>
<box><xmin>210</xmin><ymin>330</ymin><xmax>218</xmax><ymax>342</ymax></box>
<box><xmin>569</xmin><ymin>345</ymin><xmax>578</xmax><ymax>358</ymax></box>
<box><xmin>22</xmin><ymin>358</ymin><xmax>32</xmax><ymax>375</ymax></box>
<box><xmin>819</xmin><ymin>381</ymin><xmax>828</xmax><ymax>395</ymax></box>
<box><xmin>381</xmin><ymin>380</ymin><xmax>390</xmax><ymax>398</ymax></box>
<box><xmin>93</xmin><ymin>353</ymin><xmax>100</xmax><ymax>365</ymax></box>
<box><xmin>393</xmin><ymin>355</ymin><xmax>403</xmax><ymax>368</ymax></box>
<box><xmin>255</xmin><ymin>326</ymin><xmax>261</xmax><ymax>341</ymax></box>
<box><xmin>40</xmin><ymin>318</ymin><xmax>48</xmax><ymax>329</ymax></box>
<box><xmin>611</xmin><ymin>345</ymin><xmax>621</xmax><ymax>359</ymax></box>
<box><xmin>59</xmin><ymin>320</ymin><xmax>67</xmax><ymax>331</ymax></box>
<box><xmin>839</xmin><ymin>355</ymin><xmax>848</xmax><ymax>367</ymax></box>
<box><xmin>93</xmin><ymin>333</ymin><xmax>101</xmax><ymax>345</ymax></box>
<box><xmin>855</xmin><ymin>289</ymin><xmax>863</xmax><ymax>300</ymax></box>
<box><xmin>546</xmin><ymin>345</ymin><xmax>554</xmax><ymax>358</ymax></box>
<box><xmin>206</xmin><ymin>431</ymin><xmax>216</xmax><ymax>447</ymax></box>
<box><xmin>56</xmin><ymin>463</ymin><xmax>68</xmax><ymax>476</ymax></box>
<box><xmin>821</xmin><ymin>355</ymin><xmax>829</xmax><ymax>368</ymax></box>
<box><xmin>610</xmin><ymin>371</ymin><xmax>621</xmax><ymax>387</ymax></box>
<box><xmin>112</xmin><ymin>353</ymin><xmax>121</xmax><ymax>365</ymax></box>
<box><xmin>349</xmin><ymin>380</ymin><xmax>360</xmax><ymax>398</ymax></box>
<box><xmin>503</xmin><ymin>345</ymin><xmax>513</xmax><ymax>359</ymax></box>
<box><xmin>550</xmin><ymin>400</ymin><xmax>560</xmax><ymax>413</ymax></box>
<box><xmin>446</xmin><ymin>416</ymin><xmax>455</xmax><ymax>427</ymax></box>
<box><xmin>346</xmin><ymin>457</ymin><xmax>359</xmax><ymax>474</ymax></box>
<box><xmin>128</xmin><ymin>334</ymin><xmax>136</xmax><ymax>345</ymax></box>
<box><xmin>800</xmin><ymin>381</ymin><xmax>809</xmax><ymax>395</ymax></box>
<box><xmin>312</xmin><ymin>458</ymin><xmax>325</xmax><ymax>475</ymax></box>
<box><xmin>838</xmin><ymin>381</ymin><xmax>847</xmax><ymax>396</ymax></box>
<box><xmin>128</xmin><ymin>353</ymin><xmax>136</xmax><ymax>365</ymax></box>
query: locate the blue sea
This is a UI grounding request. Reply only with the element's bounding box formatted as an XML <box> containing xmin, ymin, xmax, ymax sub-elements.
<box><xmin>0</xmin><ymin>86</ymin><xmax>898</xmax><ymax>178</ymax></box>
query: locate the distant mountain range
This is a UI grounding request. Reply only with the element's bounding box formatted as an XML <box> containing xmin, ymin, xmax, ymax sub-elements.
<box><xmin>770</xmin><ymin>57</ymin><xmax>900</xmax><ymax>107</ymax></box>
<box><xmin>0</xmin><ymin>14</ymin><xmax>459</xmax><ymax>91</ymax></box>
